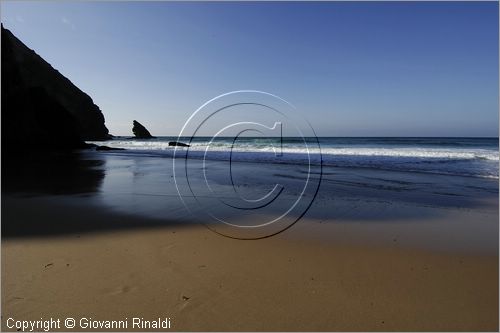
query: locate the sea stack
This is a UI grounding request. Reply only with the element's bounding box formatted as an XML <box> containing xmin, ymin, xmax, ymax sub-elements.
<box><xmin>132</xmin><ymin>120</ymin><xmax>155</xmax><ymax>139</ymax></box>
<box><xmin>1</xmin><ymin>25</ymin><xmax>110</xmax><ymax>153</ymax></box>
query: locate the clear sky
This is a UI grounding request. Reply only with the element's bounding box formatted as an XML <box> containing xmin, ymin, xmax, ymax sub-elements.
<box><xmin>1</xmin><ymin>1</ymin><xmax>498</xmax><ymax>137</ymax></box>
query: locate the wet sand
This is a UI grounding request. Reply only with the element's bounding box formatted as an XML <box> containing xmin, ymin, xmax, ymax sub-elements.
<box><xmin>2</xmin><ymin>151</ymin><xmax>498</xmax><ymax>331</ymax></box>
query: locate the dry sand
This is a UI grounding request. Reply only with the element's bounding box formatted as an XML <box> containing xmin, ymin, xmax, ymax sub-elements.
<box><xmin>2</xmin><ymin>195</ymin><xmax>498</xmax><ymax>332</ymax></box>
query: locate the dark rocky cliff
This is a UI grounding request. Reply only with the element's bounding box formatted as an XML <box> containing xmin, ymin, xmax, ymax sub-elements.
<box><xmin>1</xmin><ymin>25</ymin><xmax>110</xmax><ymax>152</ymax></box>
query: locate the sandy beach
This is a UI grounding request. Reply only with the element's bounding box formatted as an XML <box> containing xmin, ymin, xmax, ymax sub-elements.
<box><xmin>2</xmin><ymin>151</ymin><xmax>498</xmax><ymax>331</ymax></box>
<box><xmin>2</xmin><ymin>2</ymin><xmax>498</xmax><ymax>331</ymax></box>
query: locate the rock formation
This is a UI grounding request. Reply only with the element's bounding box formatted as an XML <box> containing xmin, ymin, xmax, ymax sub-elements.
<box><xmin>95</xmin><ymin>145</ymin><xmax>125</xmax><ymax>151</ymax></box>
<box><xmin>132</xmin><ymin>120</ymin><xmax>155</xmax><ymax>139</ymax></box>
<box><xmin>1</xmin><ymin>25</ymin><xmax>110</xmax><ymax>152</ymax></box>
<box><xmin>168</xmin><ymin>141</ymin><xmax>190</xmax><ymax>147</ymax></box>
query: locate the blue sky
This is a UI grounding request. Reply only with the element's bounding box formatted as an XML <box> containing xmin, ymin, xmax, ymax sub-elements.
<box><xmin>1</xmin><ymin>1</ymin><xmax>498</xmax><ymax>136</ymax></box>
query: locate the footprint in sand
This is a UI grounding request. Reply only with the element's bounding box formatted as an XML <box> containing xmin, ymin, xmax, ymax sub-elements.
<box><xmin>107</xmin><ymin>285</ymin><xmax>137</xmax><ymax>295</ymax></box>
<box><xmin>176</xmin><ymin>294</ymin><xmax>195</xmax><ymax>311</ymax></box>
<box><xmin>160</xmin><ymin>244</ymin><xmax>176</xmax><ymax>255</ymax></box>
<box><xmin>7</xmin><ymin>296</ymin><xmax>25</xmax><ymax>305</ymax></box>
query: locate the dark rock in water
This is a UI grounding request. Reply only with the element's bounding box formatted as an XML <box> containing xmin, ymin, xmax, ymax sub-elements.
<box><xmin>95</xmin><ymin>145</ymin><xmax>125</xmax><ymax>151</ymax></box>
<box><xmin>1</xmin><ymin>25</ymin><xmax>111</xmax><ymax>153</ymax></box>
<box><xmin>168</xmin><ymin>141</ymin><xmax>190</xmax><ymax>147</ymax></box>
<box><xmin>132</xmin><ymin>120</ymin><xmax>155</xmax><ymax>139</ymax></box>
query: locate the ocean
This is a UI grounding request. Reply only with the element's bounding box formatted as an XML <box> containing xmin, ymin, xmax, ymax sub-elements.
<box><xmin>87</xmin><ymin>137</ymin><xmax>499</xmax><ymax>179</ymax></box>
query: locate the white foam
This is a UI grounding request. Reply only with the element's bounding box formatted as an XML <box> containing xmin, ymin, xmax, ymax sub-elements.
<box><xmin>89</xmin><ymin>140</ymin><xmax>498</xmax><ymax>161</ymax></box>
<box><xmin>87</xmin><ymin>139</ymin><xmax>499</xmax><ymax>178</ymax></box>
